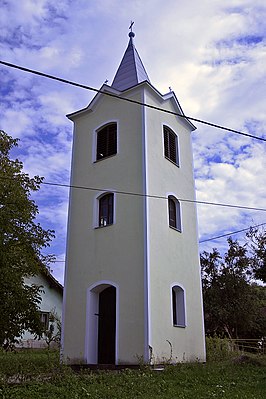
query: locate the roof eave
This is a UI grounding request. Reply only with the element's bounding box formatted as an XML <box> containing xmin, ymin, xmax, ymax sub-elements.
<box><xmin>120</xmin><ymin>81</ymin><xmax>196</xmax><ymax>131</ymax></box>
<box><xmin>66</xmin><ymin>84</ymin><xmax>121</xmax><ymax>120</ymax></box>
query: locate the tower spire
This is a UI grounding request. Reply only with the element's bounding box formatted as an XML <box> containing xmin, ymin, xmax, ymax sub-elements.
<box><xmin>111</xmin><ymin>24</ymin><xmax>150</xmax><ymax>91</ymax></box>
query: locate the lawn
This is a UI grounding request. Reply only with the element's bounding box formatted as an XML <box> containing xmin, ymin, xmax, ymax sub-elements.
<box><xmin>0</xmin><ymin>350</ymin><xmax>265</xmax><ymax>398</ymax></box>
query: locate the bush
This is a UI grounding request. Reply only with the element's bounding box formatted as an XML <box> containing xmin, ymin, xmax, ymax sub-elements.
<box><xmin>206</xmin><ymin>336</ymin><xmax>233</xmax><ymax>361</ymax></box>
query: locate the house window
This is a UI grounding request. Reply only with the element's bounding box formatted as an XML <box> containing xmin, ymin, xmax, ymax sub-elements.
<box><xmin>168</xmin><ymin>196</ymin><xmax>181</xmax><ymax>231</ymax></box>
<box><xmin>96</xmin><ymin>123</ymin><xmax>117</xmax><ymax>161</ymax></box>
<box><xmin>99</xmin><ymin>193</ymin><xmax>114</xmax><ymax>227</ymax></box>
<box><xmin>163</xmin><ymin>126</ymin><xmax>179</xmax><ymax>165</ymax></box>
<box><xmin>39</xmin><ymin>311</ymin><xmax>50</xmax><ymax>329</ymax></box>
<box><xmin>172</xmin><ymin>286</ymin><xmax>186</xmax><ymax>327</ymax></box>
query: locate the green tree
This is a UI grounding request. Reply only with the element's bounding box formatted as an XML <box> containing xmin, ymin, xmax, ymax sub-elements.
<box><xmin>201</xmin><ymin>238</ymin><xmax>265</xmax><ymax>339</ymax></box>
<box><xmin>0</xmin><ymin>131</ymin><xmax>55</xmax><ymax>348</ymax></box>
<box><xmin>43</xmin><ymin>309</ymin><xmax>61</xmax><ymax>350</ymax></box>
<box><xmin>246</xmin><ymin>227</ymin><xmax>266</xmax><ymax>283</ymax></box>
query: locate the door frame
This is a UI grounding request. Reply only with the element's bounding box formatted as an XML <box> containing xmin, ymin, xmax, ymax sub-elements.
<box><xmin>85</xmin><ymin>281</ymin><xmax>119</xmax><ymax>364</ymax></box>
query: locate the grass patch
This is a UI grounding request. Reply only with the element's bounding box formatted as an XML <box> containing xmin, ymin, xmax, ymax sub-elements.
<box><xmin>0</xmin><ymin>350</ymin><xmax>265</xmax><ymax>398</ymax></box>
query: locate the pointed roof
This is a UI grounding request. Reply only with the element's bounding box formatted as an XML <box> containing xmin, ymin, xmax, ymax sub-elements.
<box><xmin>111</xmin><ymin>30</ymin><xmax>150</xmax><ymax>91</ymax></box>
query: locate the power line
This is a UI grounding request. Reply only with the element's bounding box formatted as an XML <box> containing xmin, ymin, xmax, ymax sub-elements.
<box><xmin>40</xmin><ymin>180</ymin><xmax>266</xmax><ymax>212</ymax></box>
<box><xmin>199</xmin><ymin>222</ymin><xmax>266</xmax><ymax>243</ymax></box>
<box><xmin>48</xmin><ymin>222</ymin><xmax>266</xmax><ymax>262</ymax></box>
<box><xmin>1</xmin><ymin>60</ymin><xmax>265</xmax><ymax>142</ymax></box>
<box><xmin>1</xmin><ymin>176</ymin><xmax>265</xmax><ymax>212</ymax></box>
<box><xmin>4</xmin><ymin>174</ymin><xmax>266</xmax><ymax>212</ymax></box>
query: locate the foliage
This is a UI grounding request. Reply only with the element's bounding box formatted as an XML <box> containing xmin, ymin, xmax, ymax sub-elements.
<box><xmin>0</xmin><ymin>131</ymin><xmax>55</xmax><ymax>348</ymax></box>
<box><xmin>0</xmin><ymin>350</ymin><xmax>266</xmax><ymax>399</ymax></box>
<box><xmin>246</xmin><ymin>227</ymin><xmax>266</xmax><ymax>283</ymax></box>
<box><xmin>201</xmin><ymin>238</ymin><xmax>266</xmax><ymax>339</ymax></box>
<box><xmin>43</xmin><ymin>310</ymin><xmax>61</xmax><ymax>349</ymax></box>
<box><xmin>205</xmin><ymin>336</ymin><xmax>232</xmax><ymax>361</ymax></box>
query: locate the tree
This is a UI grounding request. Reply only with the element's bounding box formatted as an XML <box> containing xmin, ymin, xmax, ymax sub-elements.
<box><xmin>201</xmin><ymin>238</ymin><xmax>266</xmax><ymax>339</ymax></box>
<box><xmin>43</xmin><ymin>309</ymin><xmax>61</xmax><ymax>350</ymax></box>
<box><xmin>246</xmin><ymin>227</ymin><xmax>266</xmax><ymax>283</ymax></box>
<box><xmin>0</xmin><ymin>131</ymin><xmax>55</xmax><ymax>348</ymax></box>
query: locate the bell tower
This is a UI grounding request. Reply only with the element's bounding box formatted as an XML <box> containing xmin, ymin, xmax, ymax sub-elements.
<box><xmin>62</xmin><ymin>27</ymin><xmax>205</xmax><ymax>365</ymax></box>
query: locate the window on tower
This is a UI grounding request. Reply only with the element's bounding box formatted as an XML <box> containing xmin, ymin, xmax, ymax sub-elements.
<box><xmin>96</xmin><ymin>123</ymin><xmax>117</xmax><ymax>161</ymax></box>
<box><xmin>168</xmin><ymin>196</ymin><xmax>181</xmax><ymax>231</ymax></box>
<box><xmin>163</xmin><ymin>126</ymin><xmax>179</xmax><ymax>165</ymax></box>
<box><xmin>98</xmin><ymin>193</ymin><xmax>114</xmax><ymax>227</ymax></box>
<box><xmin>172</xmin><ymin>285</ymin><xmax>186</xmax><ymax>327</ymax></box>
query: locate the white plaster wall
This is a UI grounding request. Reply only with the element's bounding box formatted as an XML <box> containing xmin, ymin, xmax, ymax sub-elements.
<box><xmin>143</xmin><ymin>87</ymin><xmax>206</xmax><ymax>362</ymax></box>
<box><xmin>63</xmin><ymin>83</ymin><xmax>206</xmax><ymax>365</ymax></box>
<box><xmin>63</xmin><ymin>89</ymin><xmax>147</xmax><ymax>364</ymax></box>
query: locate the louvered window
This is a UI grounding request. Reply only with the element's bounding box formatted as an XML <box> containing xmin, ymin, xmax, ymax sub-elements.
<box><xmin>168</xmin><ymin>196</ymin><xmax>181</xmax><ymax>231</ymax></box>
<box><xmin>99</xmin><ymin>193</ymin><xmax>114</xmax><ymax>227</ymax></box>
<box><xmin>172</xmin><ymin>286</ymin><xmax>186</xmax><ymax>327</ymax></box>
<box><xmin>96</xmin><ymin>123</ymin><xmax>117</xmax><ymax>161</ymax></box>
<box><xmin>163</xmin><ymin>126</ymin><xmax>179</xmax><ymax>165</ymax></box>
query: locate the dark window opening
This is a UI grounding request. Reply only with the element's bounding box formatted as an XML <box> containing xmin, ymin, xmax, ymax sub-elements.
<box><xmin>99</xmin><ymin>193</ymin><xmax>114</xmax><ymax>227</ymax></box>
<box><xmin>164</xmin><ymin>126</ymin><xmax>178</xmax><ymax>165</ymax></box>
<box><xmin>168</xmin><ymin>196</ymin><xmax>181</xmax><ymax>231</ymax></box>
<box><xmin>39</xmin><ymin>311</ymin><xmax>50</xmax><ymax>330</ymax></box>
<box><xmin>168</xmin><ymin>197</ymin><xmax>177</xmax><ymax>228</ymax></box>
<box><xmin>96</xmin><ymin>123</ymin><xmax>117</xmax><ymax>161</ymax></box>
<box><xmin>172</xmin><ymin>286</ymin><xmax>185</xmax><ymax>327</ymax></box>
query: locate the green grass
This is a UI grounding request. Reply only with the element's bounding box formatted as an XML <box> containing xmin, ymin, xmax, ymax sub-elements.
<box><xmin>0</xmin><ymin>350</ymin><xmax>265</xmax><ymax>399</ymax></box>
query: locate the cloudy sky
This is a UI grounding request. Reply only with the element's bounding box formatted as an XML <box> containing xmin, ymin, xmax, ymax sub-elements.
<box><xmin>1</xmin><ymin>0</ymin><xmax>266</xmax><ymax>284</ymax></box>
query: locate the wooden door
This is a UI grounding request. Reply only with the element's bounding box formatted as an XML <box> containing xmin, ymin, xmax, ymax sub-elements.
<box><xmin>98</xmin><ymin>286</ymin><xmax>116</xmax><ymax>364</ymax></box>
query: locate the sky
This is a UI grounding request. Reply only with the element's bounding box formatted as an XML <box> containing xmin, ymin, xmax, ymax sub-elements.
<box><xmin>1</xmin><ymin>0</ymin><xmax>266</xmax><ymax>285</ymax></box>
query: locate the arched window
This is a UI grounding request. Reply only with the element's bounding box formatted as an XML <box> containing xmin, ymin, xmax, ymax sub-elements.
<box><xmin>99</xmin><ymin>193</ymin><xmax>114</xmax><ymax>227</ymax></box>
<box><xmin>96</xmin><ymin>123</ymin><xmax>117</xmax><ymax>161</ymax></box>
<box><xmin>168</xmin><ymin>196</ymin><xmax>181</xmax><ymax>231</ymax></box>
<box><xmin>172</xmin><ymin>285</ymin><xmax>186</xmax><ymax>327</ymax></box>
<box><xmin>163</xmin><ymin>126</ymin><xmax>179</xmax><ymax>165</ymax></box>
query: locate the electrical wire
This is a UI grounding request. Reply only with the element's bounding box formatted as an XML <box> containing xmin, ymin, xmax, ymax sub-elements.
<box><xmin>199</xmin><ymin>222</ymin><xmax>266</xmax><ymax>243</ymax></box>
<box><xmin>1</xmin><ymin>62</ymin><xmax>265</xmax><ymax>266</ymax></box>
<box><xmin>1</xmin><ymin>60</ymin><xmax>266</xmax><ymax>142</ymax></box>
<box><xmin>40</xmin><ymin>180</ymin><xmax>266</xmax><ymax>212</ymax></box>
<box><xmin>49</xmin><ymin>222</ymin><xmax>266</xmax><ymax>262</ymax></box>
<box><xmin>0</xmin><ymin>175</ymin><xmax>265</xmax><ymax>212</ymax></box>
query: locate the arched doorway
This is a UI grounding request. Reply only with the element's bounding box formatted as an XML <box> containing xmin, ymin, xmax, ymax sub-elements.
<box><xmin>86</xmin><ymin>282</ymin><xmax>118</xmax><ymax>365</ymax></box>
<box><xmin>98</xmin><ymin>286</ymin><xmax>116</xmax><ymax>364</ymax></box>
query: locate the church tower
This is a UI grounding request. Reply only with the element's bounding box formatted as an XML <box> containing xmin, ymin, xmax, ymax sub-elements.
<box><xmin>62</xmin><ymin>28</ymin><xmax>205</xmax><ymax>365</ymax></box>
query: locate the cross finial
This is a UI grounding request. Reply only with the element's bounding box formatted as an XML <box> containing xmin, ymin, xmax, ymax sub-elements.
<box><xmin>129</xmin><ymin>21</ymin><xmax>134</xmax><ymax>32</ymax></box>
<box><xmin>128</xmin><ymin>21</ymin><xmax>135</xmax><ymax>38</ymax></box>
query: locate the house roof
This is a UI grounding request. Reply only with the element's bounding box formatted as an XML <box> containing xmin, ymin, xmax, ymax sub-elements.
<box><xmin>41</xmin><ymin>269</ymin><xmax>64</xmax><ymax>294</ymax></box>
<box><xmin>111</xmin><ymin>30</ymin><xmax>150</xmax><ymax>91</ymax></box>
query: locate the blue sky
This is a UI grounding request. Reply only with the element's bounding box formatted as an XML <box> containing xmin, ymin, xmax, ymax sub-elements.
<box><xmin>1</xmin><ymin>0</ymin><xmax>266</xmax><ymax>284</ymax></box>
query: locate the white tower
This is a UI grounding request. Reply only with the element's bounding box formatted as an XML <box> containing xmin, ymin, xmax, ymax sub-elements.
<box><xmin>62</xmin><ymin>29</ymin><xmax>205</xmax><ymax>365</ymax></box>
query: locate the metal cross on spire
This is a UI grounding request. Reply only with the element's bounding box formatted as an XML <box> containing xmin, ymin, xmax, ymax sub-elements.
<box><xmin>129</xmin><ymin>21</ymin><xmax>134</xmax><ymax>32</ymax></box>
<box><xmin>128</xmin><ymin>21</ymin><xmax>135</xmax><ymax>38</ymax></box>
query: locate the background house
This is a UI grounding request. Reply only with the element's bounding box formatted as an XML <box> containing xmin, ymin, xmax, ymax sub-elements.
<box><xmin>18</xmin><ymin>271</ymin><xmax>63</xmax><ymax>349</ymax></box>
